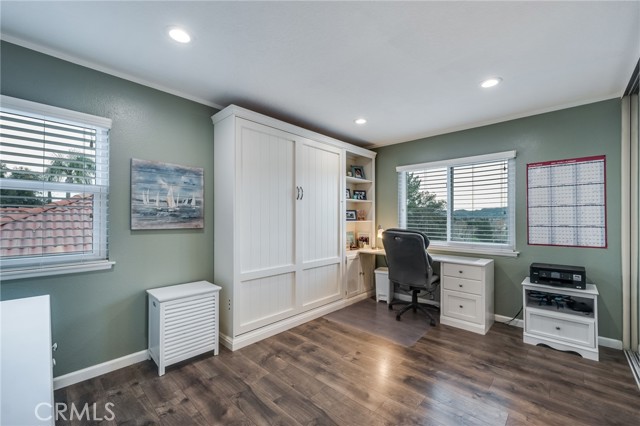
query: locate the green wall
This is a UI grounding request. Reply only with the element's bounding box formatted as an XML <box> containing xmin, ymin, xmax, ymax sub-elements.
<box><xmin>375</xmin><ymin>100</ymin><xmax>623</xmax><ymax>340</ymax></box>
<box><xmin>0</xmin><ymin>42</ymin><xmax>218</xmax><ymax>375</ymax></box>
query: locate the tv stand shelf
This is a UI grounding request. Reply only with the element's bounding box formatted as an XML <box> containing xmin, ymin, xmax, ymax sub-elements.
<box><xmin>522</xmin><ymin>277</ymin><xmax>599</xmax><ymax>361</ymax></box>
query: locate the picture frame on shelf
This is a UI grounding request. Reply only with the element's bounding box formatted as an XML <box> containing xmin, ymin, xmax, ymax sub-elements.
<box><xmin>346</xmin><ymin>188</ymin><xmax>351</xmax><ymax>199</ymax></box>
<box><xmin>350</xmin><ymin>165</ymin><xmax>365</xmax><ymax>180</ymax></box>
<box><xmin>357</xmin><ymin>232</ymin><xmax>370</xmax><ymax>248</ymax></box>
<box><xmin>346</xmin><ymin>231</ymin><xmax>356</xmax><ymax>249</ymax></box>
<box><xmin>353</xmin><ymin>190</ymin><xmax>366</xmax><ymax>200</ymax></box>
<box><xmin>346</xmin><ymin>210</ymin><xmax>357</xmax><ymax>221</ymax></box>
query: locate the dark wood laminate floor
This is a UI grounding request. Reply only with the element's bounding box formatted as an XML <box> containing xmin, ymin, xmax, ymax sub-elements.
<box><xmin>55</xmin><ymin>319</ymin><xmax>640</xmax><ymax>426</ymax></box>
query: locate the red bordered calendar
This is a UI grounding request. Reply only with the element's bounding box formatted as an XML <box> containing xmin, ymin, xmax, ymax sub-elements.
<box><xmin>527</xmin><ymin>155</ymin><xmax>607</xmax><ymax>248</ymax></box>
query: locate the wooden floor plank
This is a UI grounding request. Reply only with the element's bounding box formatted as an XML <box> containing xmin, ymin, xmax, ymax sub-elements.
<box><xmin>55</xmin><ymin>317</ymin><xmax>640</xmax><ymax>426</ymax></box>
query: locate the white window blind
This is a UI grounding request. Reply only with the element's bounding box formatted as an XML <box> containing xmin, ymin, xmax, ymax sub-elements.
<box><xmin>398</xmin><ymin>151</ymin><xmax>516</xmax><ymax>255</ymax></box>
<box><xmin>0</xmin><ymin>95</ymin><xmax>112</xmax><ymax>279</ymax></box>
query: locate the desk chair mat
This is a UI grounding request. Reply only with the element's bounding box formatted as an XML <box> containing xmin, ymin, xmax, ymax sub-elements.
<box><xmin>323</xmin><ymin>297</ymin><xmax>434</xmax><ymax>347</ymax></box>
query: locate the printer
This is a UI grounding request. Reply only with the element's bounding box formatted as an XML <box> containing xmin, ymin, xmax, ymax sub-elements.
<box><xmin>529</xmin><ymin>263</ymin><xmax>586</xmax><ymax>289</ymax></box>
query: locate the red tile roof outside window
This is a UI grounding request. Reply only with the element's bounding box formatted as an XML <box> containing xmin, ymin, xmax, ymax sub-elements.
<box><xmin>0</xmin><ymin>194</ymin><xmax>93</xmax><ymax>258</ymax></box>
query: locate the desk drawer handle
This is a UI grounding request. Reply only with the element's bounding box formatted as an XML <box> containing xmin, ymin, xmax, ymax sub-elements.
<box><xmin>458</xmin><ymin>270</ymin><xmax>463</xmax><ymax>274</ymax></box>
<box><xmin>555</xmin><ymin>326</ymin><xmax>561</xmax><ymax>330</ymax></box>
<box><xmin>459</xmin><ymin>305</ymin><xmax>464</xmax><ymax>309</ymax></box>
<box><xmin>458</xmin><ymin>284</ymin><xmax>463</xmax><ymax>288</ymax></box>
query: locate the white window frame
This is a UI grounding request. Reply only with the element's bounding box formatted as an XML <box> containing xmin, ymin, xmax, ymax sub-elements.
<box><xmin>397</xmin><ymin>151</ymin><xmax>518</xmax><ymax>257</ymax></box>
<box><xmin>0</xmin><ymin>95</ymin><xmax>114</xmax><ymax>279</ymax></box>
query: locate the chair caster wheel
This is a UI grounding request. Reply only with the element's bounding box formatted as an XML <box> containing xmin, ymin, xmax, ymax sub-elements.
<box><xmin>388</xmin><ymin>304</ymin><xmax>393</xmax><ymax>310</ymax></box>
<box><xmin>430</xmin><ymin>320</ymin><xmax>436</xmax><ymax>326</ymax></box>
<box><xmin>396</xmin><ymin>315</ymin><xmax>401</xmax><ymax>321</ymax></box>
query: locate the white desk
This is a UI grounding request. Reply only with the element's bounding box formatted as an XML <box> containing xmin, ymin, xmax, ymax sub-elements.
<box><xmin>0</xmin><ymin>295</ymin><xmax>54</xmax><ymax>425</ymax></box>
<box><xmin>358</xmin><ymin>248</ymin><xmax>495</xmax><ymax>334</ymax></box>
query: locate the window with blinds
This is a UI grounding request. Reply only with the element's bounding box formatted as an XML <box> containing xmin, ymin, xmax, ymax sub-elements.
<box><xmin>0</xmin><ymin>95</ymin><xmax>112</xmax><ymax>278</ymax></box>
<box><xmin>397</xmin><ymin>151</ymin><xmax>516</xmax><ymax>254</ymax></box>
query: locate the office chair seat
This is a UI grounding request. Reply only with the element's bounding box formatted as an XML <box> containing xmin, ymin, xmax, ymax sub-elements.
<box><xmin>382</xmin><ymin>228</ymin><xmax>440</xmax><ymax>326</ymax></box>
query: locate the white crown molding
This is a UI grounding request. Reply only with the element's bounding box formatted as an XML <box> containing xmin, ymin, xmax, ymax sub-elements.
<box><xmin>0</xmin><ymin>33</ymin><xmax>224</xmax><ymax>110</ymax></box>
<box><xmin>370</xmin><ymin>93</ymin><xmax>622</xmax><ymax>149</ymax></box>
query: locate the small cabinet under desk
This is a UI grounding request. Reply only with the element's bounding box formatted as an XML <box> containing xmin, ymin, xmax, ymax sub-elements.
<box><xmin>522</xmin><ymin>277</ymin><xmax>599</xmax><ymax>361</ymax></box>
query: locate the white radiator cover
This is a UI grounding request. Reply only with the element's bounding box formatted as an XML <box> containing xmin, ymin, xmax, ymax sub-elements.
<box><xmin>147</xmin><ymin>281</ymin><xmax>221</xmax><ymax>375</ymax></box>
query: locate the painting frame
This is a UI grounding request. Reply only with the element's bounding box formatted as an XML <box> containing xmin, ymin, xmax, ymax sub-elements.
<box><xmin>346</xmin><ymin>210</ymin><xmax>357</xmax><ymax>221</ymax></box>
<box><xmin>346</xmin><ymin>188</ymin><xmax>351</xmax><ymax>199</ymax></box>
<box><xmin>131</xmin><ymin>158</ymin><xmax>204</xmax><ymax>230</ymax></box>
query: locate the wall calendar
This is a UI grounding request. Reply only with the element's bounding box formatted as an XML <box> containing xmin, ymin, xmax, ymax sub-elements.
<box><xmin>527</xmin><ymin>155</ymin><xmax>607</xmax><ymax>248</ymax></box>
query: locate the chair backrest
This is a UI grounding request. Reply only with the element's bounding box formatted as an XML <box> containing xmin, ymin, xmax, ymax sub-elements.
<box><xmin>382</xmin><ymin>228</ymin><xmax>434</xmax><ymax>289</ymax></box>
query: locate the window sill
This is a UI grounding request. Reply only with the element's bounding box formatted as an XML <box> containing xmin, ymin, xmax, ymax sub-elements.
<box><xmin>1</xmin><ymin>261</ymin><xmax>115</xmax><ymax>281</ymax></box>
<box><xmin>428</xmin><ymin>245</ymin><xmax>519</xmax><ymax>258</ymax></box>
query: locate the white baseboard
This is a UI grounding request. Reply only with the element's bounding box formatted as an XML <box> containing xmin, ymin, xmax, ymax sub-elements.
<box><xmin>598</xmin><ymin>336</ymin><xmax>623</xmax><ymax>350</ymax></box>
<box><xmin>53</xmin><ymin>350</ymin><xmax>149</xmax><ymax>390</ymax></box>
<box><xmin>494</xmin><ymin>314</ymin><xmax>524</xmax><ymax>328</ymax></box>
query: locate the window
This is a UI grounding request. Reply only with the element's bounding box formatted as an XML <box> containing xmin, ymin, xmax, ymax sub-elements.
<box><xmin>0</xmin><ymin>95</ymin><xmax>112</xmax><ymax>279</ymax></box>
<box><xmin>397</xmin><ymin>151</ymin><xmax>516</xmax><ymax>256</ymax></box>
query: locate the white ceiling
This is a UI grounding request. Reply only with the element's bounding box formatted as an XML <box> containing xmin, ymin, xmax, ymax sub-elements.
<box><xmin>1</xmin><ymin>1</ymin><xmax>639</xmax><ymax>148</ymax></box>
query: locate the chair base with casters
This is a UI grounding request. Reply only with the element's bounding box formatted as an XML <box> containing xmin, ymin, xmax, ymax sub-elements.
<box><xmin>388</xmin><ymin>282</ymin><xmax>439</xmax><ymax>326</ymax></box>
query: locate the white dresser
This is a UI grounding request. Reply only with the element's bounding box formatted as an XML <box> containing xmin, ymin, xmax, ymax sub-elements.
<box><xmin>522</xmin><ymin>277</ymin><xmax>599</xmax><ymax>361</ymax></box>
<box><xmin>0</xmin><ymin>295</ymin><xmax>54</xmax><ymax>425</ymax></box>
<box><xmin>147</xmin><ymin>281</ymin><xmax>221</xmax><ymax>376</ymax></box>
<box><xmin>438</xmin><ymin>255</ymin><xmax>495</xmax><ymax>335</ymax></box>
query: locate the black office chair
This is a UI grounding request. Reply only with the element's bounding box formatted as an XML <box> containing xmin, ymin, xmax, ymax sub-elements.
<box><xmin>382</xmin><ymin>228</ymin><xmax>440</xmax><ymax>326</ymax></box>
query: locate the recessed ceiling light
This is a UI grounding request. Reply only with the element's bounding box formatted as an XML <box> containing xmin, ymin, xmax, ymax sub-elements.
<box><xmin>169</xmin><ymin>27</ymin><xmax>191</xmax><ymax>44</ymax></box>
<box><xmin>354</xmin><ymin>118</ymin><xmax>367</xmax><ymax>125</ymax></box>
<box><xmin>481</xmin><ymin>77</ymin><xmax>502</xmax><ymax>88</ymax></box>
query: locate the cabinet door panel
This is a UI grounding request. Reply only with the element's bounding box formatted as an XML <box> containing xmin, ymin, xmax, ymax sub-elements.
<box><xmin>237</xmin><ymin>119</ymin><xmax>295</xmax><ymax>274</ymax></box>
<box><xmin>301</xmin><ymin>263</ymin><xmax>342</xmax><ymax>309</ymax></box>
<box><xmin>346</xmin><ymin>256</ymin><xmax>360</xmax><ymax>298</ymax></box>
<box><xmin>299</xmin><ymin>140</ymin><xmax>342</xmax><ymax>263</ymax></box>
<box><xmin>237</xmin><ymin>273</ymin><xmax>296</xmax><ymax>335</ymax></box>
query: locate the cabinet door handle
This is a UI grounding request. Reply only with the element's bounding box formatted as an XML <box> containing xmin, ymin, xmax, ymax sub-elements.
<box><xmin>555</xmin><ymin>326</ymin><xmax>561</xmax><ymax>330</ymax></box>
<box><xmin>300</xmin><ymin>187</ymin><xmax>304</xmax><ymax>200</ymax></box>
<box><xmin>296</xmin><ymin>186</ymin><xmax>300</xmax><ymax>200</ymax></box>
<box><xmin>459</xmin><ymin>305</ymin><xmax>463</xmax><ymax>309</ymax></box>
<box><xmin>458</xmin><ymin>284</ymin><xmax>463</xmax><ymax>288</ymax></box>
<box><xmin>459</xmin><ymin>270</ymin><xmax>463</xmax><ymax>274</ymax></box>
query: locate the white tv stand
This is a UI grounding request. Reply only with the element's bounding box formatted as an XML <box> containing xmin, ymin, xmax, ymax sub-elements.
<box><xmin>522</xmin><ymin>277</ymin><xmax>599</xmax><ymax>361</ymax></box>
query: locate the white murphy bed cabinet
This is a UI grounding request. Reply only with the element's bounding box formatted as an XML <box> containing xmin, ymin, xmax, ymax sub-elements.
<box><xmin>212</xmin><ymin>105</ymin><xmax>376</xmax><ymax>350</ymax></box>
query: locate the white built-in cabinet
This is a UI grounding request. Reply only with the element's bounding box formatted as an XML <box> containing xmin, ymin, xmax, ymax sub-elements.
<box><xmin>213</xmin><ymin>105</ymin><xmax>376</xmax><ymax>350</ymax></box>
<box><xmin>346</xmin><ymin>252</ymin><xmax>375</xmax><ymax>298</ymax></box>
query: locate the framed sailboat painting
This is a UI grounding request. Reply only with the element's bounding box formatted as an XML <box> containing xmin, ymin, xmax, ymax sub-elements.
<box><xmin>130</xmin><ymin>158</ymin><xmax>204</xmax><ymax>230</ymax></box>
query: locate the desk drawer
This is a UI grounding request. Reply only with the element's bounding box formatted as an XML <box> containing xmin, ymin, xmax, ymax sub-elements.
<box><xmin>442</xmin><ymin>290</ymin><xmax>482</xmax><ymax>324</ymax></box>
<box><xmin>443</xmin><ymin>263</ymin><xmax>482</xmax><ymax>281</ymax></box>
<box><xmin>443</xmin><ymin>276</ymin><xmax>483</xmax><ymax>296</ymax></box>
<box><xmin>525</xmin><ymin>310</ymin><xmax>595</xmax><ymax>348</ymax></box>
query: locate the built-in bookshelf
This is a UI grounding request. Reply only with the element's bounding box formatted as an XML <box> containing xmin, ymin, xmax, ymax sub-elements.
<box><xmin>345</xmin><ymin>151</ymin><xmax>376</xmax><ymax>252</ymax></box>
